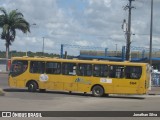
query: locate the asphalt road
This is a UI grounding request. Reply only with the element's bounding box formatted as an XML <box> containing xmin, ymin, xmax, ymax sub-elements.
<box><xmin>0</xmin><ymin>73</ymin><xmax>160</xmax><ymax>120</ymax></box>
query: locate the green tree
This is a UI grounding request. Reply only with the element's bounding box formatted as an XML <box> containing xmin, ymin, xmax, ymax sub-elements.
<box><xmin>0</xmin><ymin>7</ymin><xmax>30</xmax><ymax>71</ymax></box>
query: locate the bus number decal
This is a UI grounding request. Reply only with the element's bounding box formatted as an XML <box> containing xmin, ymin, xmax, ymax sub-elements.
<box><xmin>39</xmin><ymin>74</ymin><xmax>49</xmax><ymax>82</ymax></box>
<box><xmin>100</xmin><ymin>78</ymin><xmax>112</xmax><ymax>83</ymax></box>
<box><xmin>130</xmin><ymin>81</ymin><xmax>137</xmax><ymax>85</ymax></box>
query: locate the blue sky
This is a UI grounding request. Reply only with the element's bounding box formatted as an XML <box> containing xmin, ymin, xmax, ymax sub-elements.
<box><xmin>0</xmin><ymin>0</ymin><xmax>160</xmax><ymax>55</ymax></box>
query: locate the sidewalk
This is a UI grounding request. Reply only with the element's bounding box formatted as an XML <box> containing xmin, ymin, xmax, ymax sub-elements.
<box><xmin>148</xmin><ymin>87</ymin><xmax>160</xmax><ymax>95</ymax></box>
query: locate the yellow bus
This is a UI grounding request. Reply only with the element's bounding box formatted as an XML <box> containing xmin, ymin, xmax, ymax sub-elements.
<box><xmin>9</xmin><ymin>56</ymin><xmax>150</xmax><ymax>97</ymax></box>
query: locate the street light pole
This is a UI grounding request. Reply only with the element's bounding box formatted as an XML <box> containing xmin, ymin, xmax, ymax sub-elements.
<box><xmin>115</xmin><ymin>44</ymin><xmax>117</xmax><ymax>56</ymax></box>
<box><xmin>42</xmin><ymin>37</ymin><xmax>44</xmax><ymax>56</ymax></box>
<box><xmin>149</xmin><ymin>0</ymin><xmax>153</xmax><ymax>66</ymax></box>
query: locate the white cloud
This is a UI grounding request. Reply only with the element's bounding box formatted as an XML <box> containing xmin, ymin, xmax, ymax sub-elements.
<box><xmin>74</xmin><ymin>40</ymin><xmax>92</xmax><ymax>46</ymax></box>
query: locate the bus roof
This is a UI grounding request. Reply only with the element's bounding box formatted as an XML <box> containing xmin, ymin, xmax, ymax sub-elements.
<box><xmin>11</xmin><ymin>56</ymin><xmax>148</xmax><ymax>66</ymax></box>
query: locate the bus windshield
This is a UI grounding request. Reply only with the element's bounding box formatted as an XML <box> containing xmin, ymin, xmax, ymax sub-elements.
<box><xmin>10</xmin><ymin>60</ymin><xmax>28</xmax><ymax>77</ymax></box>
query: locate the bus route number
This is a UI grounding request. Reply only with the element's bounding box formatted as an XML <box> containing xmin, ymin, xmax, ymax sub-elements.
<box><xmin>130</xmin><ymin>82</ymin><xmax>137</xmax><ymax>85</ymax></box>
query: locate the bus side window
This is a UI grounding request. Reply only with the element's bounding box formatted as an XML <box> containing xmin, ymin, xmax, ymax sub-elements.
<box><xmin>109</xmin><ymin>66</ymin><xmax>115</xmax><ymax>78</ymax></box>
<box><xmin>109</xmin><ymin>65</ymin><xmax>124</xmax><ymax>78</ymax></box>
<box><xmin>93</xmin><ymin>64</ymin><xmax>108</xmax><ymax>77</ymax></box>
<box><xmin>30</xmin><ymin>61</ymin><xmax>45</xmax><ymax>74</ymax></box>
<box><xmin>125</xmin><ymin>66</ymin><xmax>142</xmax><ymax>79</ymax></box>
<box><xmin>77</xmin><ymin>64</ymin><xmax>92</xmax><ymax>76</ymax></box>
<box><xmin>62</xmin><ymin>63</ymin><xmax>76</xmax><ymax>75</ymax></box>
<box><xmin>93</xmin><ymin>65</ymin><xmax>100</xmax><ymax>77</ymax></box>
<box><xmin>101</xmin><ymin>65</ymin><xmax>108</xmax><ymax>77</ymax></box>
<box><xmin>46</xmin><ymin>62</ymin><xmax>61</xmax><ymax>74</ymax></box>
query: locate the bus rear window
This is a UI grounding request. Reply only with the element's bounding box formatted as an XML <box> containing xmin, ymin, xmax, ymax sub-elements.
<box><xmin>10</xmin><ymin>60</ymin><xmax>28</xmax><ymax>77</ymax></box>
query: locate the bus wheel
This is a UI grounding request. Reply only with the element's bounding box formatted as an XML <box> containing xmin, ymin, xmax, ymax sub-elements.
<box><xmin>28</xmin><ymin>82</ymin><xmax>38</xmax><ymax>92</ymax></box>
<box><xmin>92</xmin><ymin>85</ymin><xmax>104</xmax><ymax>97</ymax></box>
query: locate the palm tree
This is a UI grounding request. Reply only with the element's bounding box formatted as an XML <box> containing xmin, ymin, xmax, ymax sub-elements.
<box><xmin>0</xmin><ymin>7</ymin><xmax>30</xmax><ymax>71</ymax></box>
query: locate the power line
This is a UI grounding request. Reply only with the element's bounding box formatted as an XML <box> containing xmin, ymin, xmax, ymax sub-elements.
<box><xmin>134</xmin><ymin>33</ymin><xmax>160</xmax><ymax>36</ymax></box>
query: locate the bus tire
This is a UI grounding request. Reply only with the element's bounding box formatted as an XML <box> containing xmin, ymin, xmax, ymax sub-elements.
<box><xmin>28</xmin><ymin>81</ymin><xmax>38</xmax><ymax>92</ymax></box>
<box><xmin>92</xmin><ymin>85</ymin><xmax>104</xmax><ymax>97</ymax></box>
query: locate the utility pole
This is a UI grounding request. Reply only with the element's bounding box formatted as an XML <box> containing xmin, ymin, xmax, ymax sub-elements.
<box><xmin>149</xmin><ymin>0</ymin><xmax>153</xmax><ymax>66</ymax></box>
<box><xmin>124</xmin><ymin>0</ymin><xmax>135</xmax><ymax>61</ymax></box>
